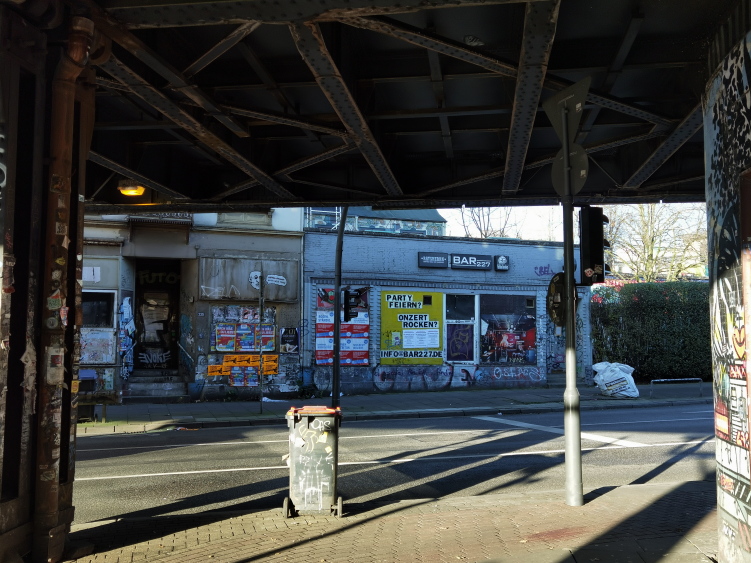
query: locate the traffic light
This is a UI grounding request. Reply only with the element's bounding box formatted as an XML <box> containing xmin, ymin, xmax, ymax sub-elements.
<box><xmin>579</xmin><ymin>206</ymin><xmax>610</xmax><ymax>285</ymax></box>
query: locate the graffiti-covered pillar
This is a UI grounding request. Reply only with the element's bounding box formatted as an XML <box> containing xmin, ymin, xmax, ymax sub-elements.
<box><xmin>706</xmin><ymin>31</ymin><xmax>751</xmax><ymax>563</ymax></box>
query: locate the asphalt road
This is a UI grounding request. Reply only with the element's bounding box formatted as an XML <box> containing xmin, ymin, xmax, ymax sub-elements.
<box><xmin>72</xmin><ymin>405</ymin><xmax>716</xmax><ymax>524</ymax></box>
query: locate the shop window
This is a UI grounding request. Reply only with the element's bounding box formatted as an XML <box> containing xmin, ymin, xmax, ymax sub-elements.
<box><xmin>82</xmin><ymin>291</ymin><xmax>116</xmax><ymax>328</ymax></box>
<box><xmin>479</xmin><ymin>294</ymin><xmax>536</xmax><ymax>364</ymax></box>
<box><xmin>446</xmin><ymin>294</ymin><xmax>475</xmax><ymax>321</ymax></box>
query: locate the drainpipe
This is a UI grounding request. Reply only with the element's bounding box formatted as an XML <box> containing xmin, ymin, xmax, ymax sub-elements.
<box><xmin>33</xmin><ymin>16</ymin><xmax>93</xmax><ymax>563</ymax></box>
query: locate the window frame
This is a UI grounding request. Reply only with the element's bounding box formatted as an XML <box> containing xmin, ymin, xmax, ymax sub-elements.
<box><xmin>82</xmin><ymin>289</ymin><xmax>118</xmax><ymax>329</ymax></box>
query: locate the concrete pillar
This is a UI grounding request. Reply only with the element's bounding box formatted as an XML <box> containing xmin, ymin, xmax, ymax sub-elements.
<box><xmin>706</xmin><ymin>31</ymin><xmax>751</xmax><ymax>563</ymax></box>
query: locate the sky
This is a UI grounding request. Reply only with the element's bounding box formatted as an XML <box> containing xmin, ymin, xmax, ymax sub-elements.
<box><xmin>438</xmin><ymin>206</ymin><xmax>565</xmax><ymax>241</ymax></box>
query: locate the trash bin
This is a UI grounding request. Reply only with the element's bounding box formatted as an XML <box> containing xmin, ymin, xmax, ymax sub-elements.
<box><xmin>283</xmin><ymin>405</ymin><xmax>343</xmax><ymax>518</ymax></box>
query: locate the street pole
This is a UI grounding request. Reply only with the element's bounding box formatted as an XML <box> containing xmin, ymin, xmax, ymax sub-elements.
<box><xmin>259</xmin><ymin>263</ymin><xmax>264</xmax><ymax>414</ymax></box>
<box><xmin>561</xmin><ymin>106</ymin><xmax>583</xmax><ymax>507</ymax></box>
<box><xmin>332</xmin><ymin>206</ymin><xmax>349</xmax><ymax>409</ymax></box>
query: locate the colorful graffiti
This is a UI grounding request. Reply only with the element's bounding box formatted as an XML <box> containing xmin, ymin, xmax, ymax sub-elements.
<box><xmin>706</xmin><ymin>34</ymin><xmax>751</xmax><ymax>562</ymax></box>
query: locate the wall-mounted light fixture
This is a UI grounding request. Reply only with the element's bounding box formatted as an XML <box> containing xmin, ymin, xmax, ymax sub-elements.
<box><xmin>118</xmin><ymin>179</ymin><xmax>146</xmax><ymax>196</ymax></box>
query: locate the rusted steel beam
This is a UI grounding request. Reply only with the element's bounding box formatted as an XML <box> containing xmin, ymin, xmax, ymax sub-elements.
<box><xmin>68</xmin><ymin>68</ymin><xmax>98</xmax><ymax>492</ymax></box>
<box><xmin>183</xmin><ymin>22</ymin><xmax>260</xmax><ymax>78</ymax></box>
<box><xmin>95</xmin><ymin>0</ymin><xmax>534</xmax><ymax>29</ymax></box>
<box><xmin>342</xmin><ymin>16</ymin><xmax>516</xmax><ymax>76</ymax></box>
<box><xmin>621</xmin><ymin>104</ymin><xmax>703</xmax><ymax>188</ymax></box>
<box><xmin>96</xmin><ymin>55</ymin><xmax>297</xmax><ymax>200</ymax></box>
<box><xmin>222</xmin><ymin>105</ymin><xmax>348</xmax><ymax>137</ymax></box>
<box><xmin>88</xmin><ymin>151</ymin><xmax>189</xmax><ymax>200</ymax></box>
<box><xmin>34</xmin><ymin>17</ymin><xmax>93</xmax><ymax>563</ymax></box>
<box><xmin>502</xmin><ymin>0</ymin><xmax>559</xmax><ymax>194</ymax></box>
<box><xmin>79</xmin><ymin>0</ymin><xmax>250</xmax><ymax>138</ymax></box>
<box><xmin>289</xmin><ymin>23</ymin><xmax>403</xmax><ymax>197</ymax></box>
<box><xmin>341</xmin><ymin>16</ymin><xmax>673</xmax><ymax>127</ymax></box>
<box><xmin>212</xmin><ymin>142</ymin><xmax>355</xmax><ymax>200</ymax></box>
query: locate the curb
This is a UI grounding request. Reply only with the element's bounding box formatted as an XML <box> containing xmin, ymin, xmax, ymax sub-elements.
<box><xmin>76</xmin><ymin>397</ymin><xmax>712</xmax><ymax>435</ymax></box>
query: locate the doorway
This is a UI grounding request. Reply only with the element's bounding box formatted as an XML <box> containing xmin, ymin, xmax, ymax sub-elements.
<box><xmin>134</xmin><ymin>259</ymin><xmax>180</xmax><ymax>370</ymax></box>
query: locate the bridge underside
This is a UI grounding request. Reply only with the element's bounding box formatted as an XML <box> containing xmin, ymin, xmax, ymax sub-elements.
<box><xmin>0</xmin><ymin>0</ymin><xmax>744</xmax><ymax>562</ymax></box>
<box><xmin>68</xmin><ymin>0</ymin><xmax>720</xmax><ymax>212</ymax></box>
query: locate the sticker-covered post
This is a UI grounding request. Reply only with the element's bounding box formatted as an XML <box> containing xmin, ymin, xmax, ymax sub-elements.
<box><xmin>542</xmin><ymin>76</ymin><xmax>590</xmax><ymax>508</ymax></box>
<box><xmin>34</xmin><ymin>17</ymin><xmax>94</xmax><ymax>562</ymax></box>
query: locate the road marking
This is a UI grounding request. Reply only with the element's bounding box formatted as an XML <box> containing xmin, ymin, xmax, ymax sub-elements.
<box><xmin>74</xmin><ymin>439</ymin><xmax>714</xmax><ymax>481</ymax></box>
<box><xmin>582</xmin><ymin>417</ymin><xmax>714</xmax><ymax>426</ymax></box>
<box><xmin>76</xmin><ymin>430</ymin><xmax>503</xmax><ymax>452</ymax></box>
<box><xmin>473</xmin><ymin>416</ymin><xmax>645</xmax><ymax>447</ymax></box>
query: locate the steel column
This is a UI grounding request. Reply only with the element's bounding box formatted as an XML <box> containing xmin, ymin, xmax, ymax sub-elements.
<box><xmin>33</xmin><ymin>17</ymin><xmax>93</xmax><ymax>563</ymax></box>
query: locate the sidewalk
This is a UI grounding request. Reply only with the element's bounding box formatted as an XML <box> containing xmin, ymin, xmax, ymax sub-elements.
<box><xmin>76</xmin><ymin>381</ymin><xmax>711</xmax><ymax>434</ymax></box>
<box><xmin>66</xmin><ymin>382</ymin><xmax>718</xmax><ymax>563</ymax></box>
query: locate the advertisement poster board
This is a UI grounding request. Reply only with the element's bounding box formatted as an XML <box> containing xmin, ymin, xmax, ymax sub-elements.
<box><xmin>380</xmin><ymin>291</ymin><xmax>443</xmax><ymax>364</ymax></box>
<box><xmin>315</xmin><ymin>288</ymin><xmax>370</xmax><ymax>365</ymax></box>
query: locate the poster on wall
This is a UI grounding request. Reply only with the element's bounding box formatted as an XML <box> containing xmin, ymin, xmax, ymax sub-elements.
<box><xmin>280</xmin><ymin>327</ymin><xmax>299</xmax><ymax>354</ymax></box>
<box><xmin>380</xmin><ymin>292</ymin><xmax>443</xmax><ymax>364</ymax></box>
<box><xmin>80</xmin><ymin>328</ymin><xmax>117</xmax><ymax>365</ymax></box>
<box><xmin>315</xmin><ymin>288</ymin><xmax>370</xmax><ymax>365</ymax></box>
<box><xmin>214</xmin><ymin>354</ymin><xmax>279</xmax><ymax>385</ymax></box>
<box><xmin>259</xmin><ymin>324</ymin><xmax>276</xmax><ymax>351</ymax></box>
<box><xmin>209</xmin><ymin>305</ymin><xmax>278</xmax><ymax>353</ymax></box>
<box><xmin>215</xmin><ymin>323</ymin><xmax>237</xmax><ymax>352</ymax></box>
<box><xmin>235</xmin><ymin>323</ymin><xmax>256</xmax><ymax>351</ymax></box>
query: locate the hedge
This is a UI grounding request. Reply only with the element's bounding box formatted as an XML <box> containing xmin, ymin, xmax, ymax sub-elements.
<box><xmin>590</xmin><ymin>282</ymin><xmax>711</xmax><ymax>382</ymax></box>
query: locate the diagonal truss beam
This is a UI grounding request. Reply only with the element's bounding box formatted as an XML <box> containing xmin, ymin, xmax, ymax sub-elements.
<box><xmin>95</xmin><ymin>77</ymin><xmax>226</xmax><ymax>165</ymax></box>
<box><xmin>426</xmin><ymin>49</ymin><xmax>454</xmax><ymax>159</ymax></box>
<box><xmin>235</xmin><ymin>41</ymin><xmax>322</xmax><ymax>144</ymax></box>
<box><xmin>82</xmin><ymin>0</ymin><xmax>250</xmax><ymax>138</ymax></box>
<box><xmin>222</xmin><ymin>105</ymin><xmax>348</xmax><ymax>137</ymax></box>
<box><xmin>88</xmin><ymin>151</ymin><xmax>189</xmax><ymax>199</ymax></box>
<box><xmin>98</xmin><ymin>0</ymin><xmax>539</xmax><ymax>29</ymax></box>
<box><xmin>211</xmin><ymin>142</ymin><xmax>355</xmax><ymax>200</ymax></box>
<box><xmin>341</xmin><ymin>16</ymin><xmax>673</xmax><ymax>128</ymax></box>
<box><xmin>502</xmin><ymin>0</ymin><xmax>559</xmax><ymax>194</ymax></box>
<box><xmin>289</xmin><ymin>23</ymin><xmax>403</xmax><ymax>196</ymax></box>
<box><xmin>97</xmin><ymin>55</ymin><xmax>297</xmax><ymax>200</ymax></box>
<box><xmin>622</xmin><ymin>104</ymin><xmax>703</xmax><ymax>188</ymax></box>
<box><xmin>183</xmin><ymin>22</ymin><xmax>260</xmax><ymax>78</ymax></box>
<box><xmin>577</xmin><ymin>15</ymin><xmax>643</xmax><ymax>144</ymax></box>
<box><xmin>417</xmin><ymin>127</ymin><xmax>665</xmax><ymax>197</ymax></box>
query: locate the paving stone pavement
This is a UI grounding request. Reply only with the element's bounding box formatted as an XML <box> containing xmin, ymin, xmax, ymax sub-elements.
<box><xmin>65</xmin><ymin>482</ymin><xmax>717</xmax><ymax>563</ymax></box>
<box><xmin>65</xmin><ymin>384</ymin><xmax>718</xmax><ymax>562</ymax></box>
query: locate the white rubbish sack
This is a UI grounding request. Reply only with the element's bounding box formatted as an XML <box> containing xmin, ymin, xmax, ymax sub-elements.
<box><xmin>592</xmin><ymin>362</ymin><xmax>639</xmax><ymax>398</ymax></box>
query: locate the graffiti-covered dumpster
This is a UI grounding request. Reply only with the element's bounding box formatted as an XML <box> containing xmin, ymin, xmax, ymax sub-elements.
<box><xmin>283</xmin><ymin>406</ymin><xmax>343</xmax><ymax>518</ymax></box>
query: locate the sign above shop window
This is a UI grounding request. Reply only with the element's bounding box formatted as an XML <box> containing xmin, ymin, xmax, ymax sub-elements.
<box><xmin>495</xmin><ymin>255</ymin><xmax>510</xmax><ymax>271</ymax></box>
<box><xmin>418</xmin><ymin>252</ymin><xmax>449</xmax><ymax>268</ymax></box>
<box><xmin>450</xmin><ymin>254</ymin><xmax>492</xmax><ymax>270</ymax></box>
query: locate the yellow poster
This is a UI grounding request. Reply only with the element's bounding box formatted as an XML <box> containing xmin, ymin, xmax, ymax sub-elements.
<box><xmin>380</xmin><ymin>291</ymin><xmax>443</xmax><ymax>364</ymax></box>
